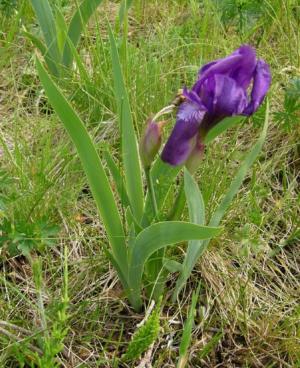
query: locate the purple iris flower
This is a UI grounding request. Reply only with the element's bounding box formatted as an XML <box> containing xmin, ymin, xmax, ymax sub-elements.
<box><xmin>161</xmin><ymin>45</ymin><xmax>271</xmax><ymax>166</ymax></box>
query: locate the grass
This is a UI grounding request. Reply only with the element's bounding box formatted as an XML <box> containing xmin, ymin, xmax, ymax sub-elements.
<box><xmin>0</xmin><ymin>0</ymin><xmax>300</xmax><ymax>366</ymax></box>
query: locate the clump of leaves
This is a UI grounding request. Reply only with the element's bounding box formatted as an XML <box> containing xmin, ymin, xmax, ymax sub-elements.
<box><xmin>177</xmin><ymin>283</ymin><xmax>201</xmax><ymax>368</ymax></box>
<box><xmin>274</xmin><ymin>78</ymin><xmax>300</xmax><ymax>132</ymax></box>
<box><xmin>0</xmin><ymin>167</ymin><xmax>59</xmax><ymax>257</ymax></box>
<box><xmin>123</xmin><ymin>300</ymin><xmax>161</xmax><ymax>362</ymax></box>
<box><xmin>0</xmin><ymin>218</ymin><xmax>59</xmax><ymax>257</ymax></box>
<box><xmin>0</xmin><ymin>170</ymin><xmax>58</xmax><ymax>256</ymax></box>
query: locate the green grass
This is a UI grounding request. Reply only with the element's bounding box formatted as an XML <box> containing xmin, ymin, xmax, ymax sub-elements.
<box><xmin>0</xmin><ymin>0</ymin><xmax>300</xmax><ymax>366</ymax></box>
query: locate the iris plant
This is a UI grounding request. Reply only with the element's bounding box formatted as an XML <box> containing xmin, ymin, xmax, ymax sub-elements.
<box><xmin>37</xmin><ymin>39</ymin><xmax>271</xmax><ymax>311</ymax></box>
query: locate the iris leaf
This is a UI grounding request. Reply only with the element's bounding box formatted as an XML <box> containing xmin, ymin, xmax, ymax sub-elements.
<box><xmin>62</xmin><ymin>0</ymin><xmax>104</xmax><ymax>67</ymax></box>
<box><xmin>177</xmin><ymin>282</ymin><xmax>201</xmax><ymax>368</ymax></box>
<box><xmin>36</xmin><ymin>57</ymin><xmax>127</xmax><ymax>277</ymax></box>
<box><xmin>184</xmin><ymin>168</ymin><xmax>205</xmax><ymax>226</ymax></box>
<box><xmin>108</xmin><ymin>24</ymin><xmax>144</xmax><ymax>222</ymax></box>
<box><xmin>171</xmin><ymin>169</ymin><xmax>205</xmax><ymax>302</ymax></box>
<box><xmin>103</xmin><ymin>150</ymin><xmax>130</xmax><ymax>208</ymax></box>
<box><xmin>23</xmin><ymin>31</ymin><xmax>47</xmax><ymax>57</ymax></box>
<box><xmin>118</xmin><ymin>0</ymin><xmax>134</xmax><ymax>25</ymax></box>
<box><xmin>204</xmin><ymin>116</ymin><xmax>244</xmax><ymax>144</ymax></box>
<box><xmin>163</xmin><ymin>259</ymin><xmax>183</xmax><ymax>273</ymax></box>
<box><xmin>30</xmin><ymin>0</ymin><xmax>61</xmax><ymax>76</ymax></box>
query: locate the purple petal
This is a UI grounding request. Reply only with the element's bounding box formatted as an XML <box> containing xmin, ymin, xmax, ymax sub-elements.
<box><xmin>198</xmin><ymin>60</ymin><xmax>218</xmax><ymax>76</ymax></box>
<box><xmin>182</xmin><ymin>87</ymin><xmax>204</xmax><ymax>106</ymax></box>
<box><xmin>243</xmin><ymin>59</ymin><xmax>271</xmax><ymax>115</ymax></box>
<box><xmin>200</xmin><ymin>74</ymin><xmax>248</xmax><ymax>131</ymax></box>
<box><xmin>195</xmin><ymin>45</ymin><xmax>257</xmax><ymax>92</ymax></box>
<box><xmin>193</xmin><ymin>53</ymin><xmax>241</xmax><ymax>94</ymax></box>
<box><xmin>202</xmin><ymin>74</ymin><xmax>248</xmax><ymax>115</ymax></box>
<box><xmin>229</xmin><ymin>45</ymin><xmax>256</xmax><ymax>90</ymax></box>
<box><xmin>161</xmin><ymin>102</ymin><xmax>206</xmax><ymax>166</ymax></box>
<box><xmin>197</xmin><ymin>54</ymin><xmax>241</xmax><ymax>80</ymax></box>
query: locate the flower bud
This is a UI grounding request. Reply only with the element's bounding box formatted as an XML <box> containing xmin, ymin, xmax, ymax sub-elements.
<box><xmin>139</xmin><ymin>119</ymin><xmax>165</xmax><ymax>169</ymax></box>
<box><xmin>185</xmin><ymin>140</ymin><xmax>205</xmax><ymax>174</ymax></box>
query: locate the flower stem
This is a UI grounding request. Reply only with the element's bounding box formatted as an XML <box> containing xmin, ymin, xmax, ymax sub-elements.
<box><xmin>145</xmin><ymin>167</ymin><xmax>159</xmax><ymax>220</ymax></box>
<box><xmin>145</xmin><ymin>167</ymin><xmax>164</xmax><ymax>301</ymax></box>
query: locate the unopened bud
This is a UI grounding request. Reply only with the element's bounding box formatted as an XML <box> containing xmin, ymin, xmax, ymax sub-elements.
<box><xmin>139</xmin><ymin>119</ymin><xmax>166</xmax><ymax>169</ymax></box>
<box><xmin>185</xmin><ymin>140</ymin><xmax>205</xmax><ymax>174</ymax></box>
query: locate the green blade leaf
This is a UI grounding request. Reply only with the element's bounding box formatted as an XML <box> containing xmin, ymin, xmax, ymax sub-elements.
<box><xmin>36</xmin><ymin>57</ymin><xmax>127</xmax><ymax>277</ymax></box>
<box><xmin>62</xmin><ymin>0</ymin><xmax>104</xmax><ymax>67</ymax></box>
<box><xmin>118</xmin><ymin>0</ymin><xmax>134</xmax><ymax>25</ymax></box>
<box><xmin>23</xmin><ymin>31</ymin><xmax>47</xmax><ymax>56</ymax></box>
<box><xmin>163</xmin><ymin>259</ymin><xmax>183</xmax><ymax>273</ymax></box>
<box><xmin>103</xmin><ymin>150</ymin><xmax>130</xmax><ymax>208</ymax></box>
<box><xmin>63</xmin><ymin>32</ymin><xmax>94</xmax><ymax>88</ymax></box>
<box><xmin>126</xmin><ymin>207</ymin><xmax>143</xmax><ymax>235</ymax></box>
<box><xmin>31</xmin><ymin>0</ymin><xmax>60</xmax><ymax>76</ymax></box>
<box><xmin>173</xmin><ymin>102</ymin><xmax>269</xmax><ymax>300</ymax></box>
<box><xmin>184</xmin><ymin>168</ymin><xmax>205</xmax><ymax>226</ymax></box>
<box><xmin>142</xmin><ymin>160</ymin><xmax>181</xmax><ymax>302</ymax></box>
<box><xmin>108</xmin><ymin>24</ymin><xmax>144</xmax><ymax>222</ymax></box>
<box><xmin>172</xmin><ymin>169</ymin><xmax>206</xmax><ymax>301</ymax></box>
<box><xmin>104</xmin><ymin>248</ymin><xmax>129</xmax><ymax>291</ymax></box>
<box><xmin>141</xmin><ymin>158</ymin><xmax>181</xmax><ymax>226</ymax></box>
<box><xmin>177</xmin><ymin>283</ymin><xmax>201</xmax><ymax>368</ymax></box>
<box><xmin>204</xmin><ymin>116</ymin><xmax>244</xmax><ymax>144</ymax></box>
<box><xmin>198</xmin><ymin>331</ymin><xmax>223</xmax><ymax>359</ymax></box>
<box><xmin>54</xmin><ymin>5</ymin><xmax>69</xmax><ymax>55</ymax></box>
<box><xmin>128</xmin><ymin>221</ymin><xmax>221</xmax><ymax>310</ymax></box>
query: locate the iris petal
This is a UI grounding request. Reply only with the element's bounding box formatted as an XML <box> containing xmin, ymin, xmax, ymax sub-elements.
<box><xmin>193</xmin><ymin>53</ymin><xmax>242</xmax><ymax>95</ymax></box>
<box><xmin>199</xmin><ymin>74</ymin><xmax>248</xmax><ymax>131</ymax></box>
<box><xmin>197</xmin><ymin>54</ymin><xmax>242</xmax><ymax>82</ymax></box>
<box><xmin>211</xmin><ymin>74</ymin><xmax>248</xmax><ymax>116</ymax></box>
<box><xmin>161</xmin><ymin>102</ymin><xmax>206</xmax><ymax>165</ymax></box>
<box><xmin>195</xmin><ymin>45</ymin><xmax>256</xmax><ymax>92</ymax></box>
<box><xmin>198</xmin><ymin>60</ymin><xmax>218</xmax><ymax>76</ymax></box>
<box><xmin>243</xmin><ymin>59</ymin><xmax>271</xmax><ymax>115</ymax></box>
<box><xmin>182</xmin><ymin>87</ymin><xmax>204</xmax><ymax>107</ymax></box>
<box><xmin>229</xmin><ymin>45</ymin><xmax>256</xmax><ymax>89</ymax></box>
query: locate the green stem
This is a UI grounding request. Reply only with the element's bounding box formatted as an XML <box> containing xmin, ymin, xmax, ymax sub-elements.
<box><xmin>145</xmin><ymin>167</ymin><xmax>159</xmax><ymax>221</ymax></box>
<box><xmin>144</xmin><ymin>166</ymin><xmax>164</xmax><ymax>301</ymax></box>
<box><xmin>150</xmin><ymin>181</ymin><xmax>186</xmax><ymax>300</ymax></box>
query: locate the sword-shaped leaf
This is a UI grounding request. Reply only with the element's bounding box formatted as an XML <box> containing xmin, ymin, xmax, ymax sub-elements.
<box><xmin>204</xmin><ymin>116</ymin><xmax>244</xmax><ymax>144</ymax></box>
<box><xmin>31</xmin><ymin>0</ymin><xmax>61</xmax><ymax>75</ymax></box>
<box><xmin>62</xmin><ymin>0</ymin><xmax>104</xmax><ymax>67</ymax></box>
<box><xmin>36</xmin><ymin>58</ymin><xmax>127</xmax><ymax>277</ymax></box>
<box><xmin>108</xmin><ymin>25</ymin><xmax>144</xmax><ymax>222</ymax></box>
